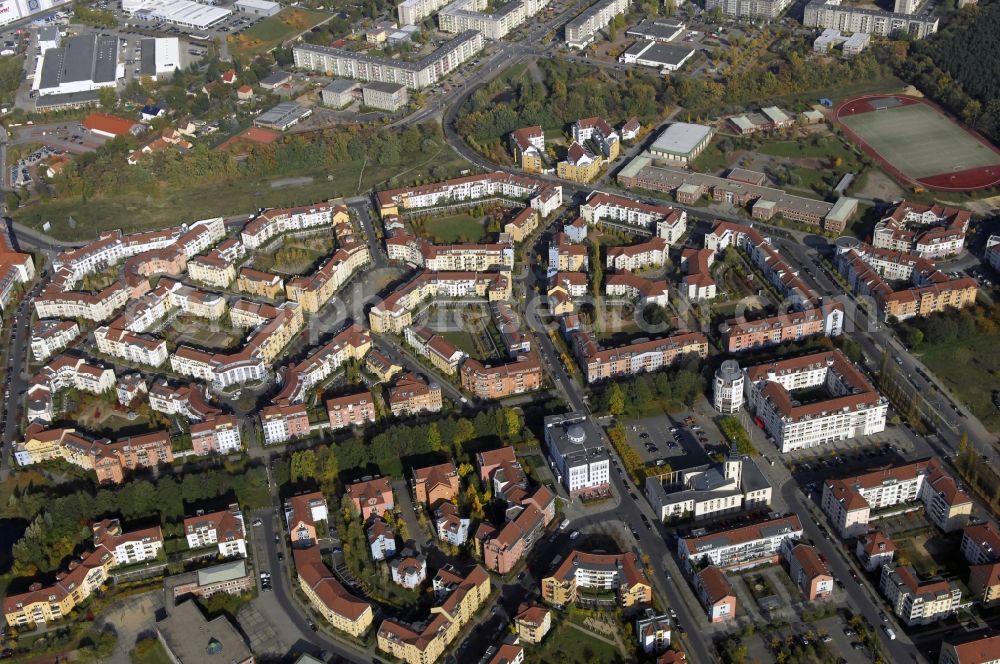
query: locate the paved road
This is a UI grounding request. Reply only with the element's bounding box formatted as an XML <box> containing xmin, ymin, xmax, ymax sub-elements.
<box><xmin>346</xmin><ymin>199</ymin><xmax>388</xmax><ymax>269</ymax></box>
<box><xmin>372</xmin><ymin>332</ymin><xmax>469</xmax><ymax>407</ymax></box>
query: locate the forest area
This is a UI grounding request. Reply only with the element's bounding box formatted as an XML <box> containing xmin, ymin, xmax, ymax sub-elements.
<box><xmin>455</xmin><ymin>58</ymin><xmax>670</xmax><ymax>156</ymax></box>
<box><xmin>890</xmin><ymin>1</ymin><xmax>1000</xmax><ymax>144</ymax></box>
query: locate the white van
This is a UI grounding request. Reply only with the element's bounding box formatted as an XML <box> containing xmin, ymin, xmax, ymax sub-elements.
<box><xmin>559</xmin><ymin>519</ymin><xmax>570</xmax><ymax>531</ymax></box>
<box><xmin>882</xmin><ymin>626</ymin><xmax>896</xmax><ymax>640</ymax></box>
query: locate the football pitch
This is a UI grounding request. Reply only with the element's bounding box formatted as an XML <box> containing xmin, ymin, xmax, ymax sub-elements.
<box><xmin>839</xmin><ymin>102</ymin><xmax>1000</xmax><ymax>180</ymax></box>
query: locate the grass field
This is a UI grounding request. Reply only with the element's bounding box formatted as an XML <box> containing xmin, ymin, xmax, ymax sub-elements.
<box><xmin>228</xmin><ymin>7</ymin><xmax>330</xmax><ymax>58</ymax></box>
<box><xmin>915</xmin><ymin>332</ymin><xmax>1000</xmax><ymax>433</ymax></box>
<box><xmin>532</xmin><ymin>620</ymin><xmax>624</xmax><ymax>664</ymax></box>
<box><xmin>166</xmin><ymin>319</ymin><xmax>243</xmax><ymax>351</ymax></box>
<box><xmin>14</xmin><ymin>143</ymin><xmax>471</xmax><ymax>241</ymax></box>
<box><xmin>758</xmin><ymin>139</ymin><xmax>858</xmax><ymax>162</ymax></box>
<box><xmin>840</xmin><ymin>103</ymin><xmax>1000</xmax><ymax>179</ymax></box>
<box><xmin>254</xmin><ymin>234</ymin><xmax>334</xmax><ymax>275</ymax></box>
<box><xmin>419</xmin><ymin>213</ymin><xmax>485</xmax><ymax>243</ymax></box>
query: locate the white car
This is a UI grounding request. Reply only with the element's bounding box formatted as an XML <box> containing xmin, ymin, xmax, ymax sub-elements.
<box><xmin>559</xmin><ymin>519</ymin><xmax>570</xmax><ymax>531</ymax></box>
<box><xmin>569</xmin><ymin>530</ymin><xmax>580</xmax><ymax>540</ymax></box>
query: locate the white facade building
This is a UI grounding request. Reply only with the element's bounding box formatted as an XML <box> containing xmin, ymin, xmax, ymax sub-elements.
<box><xmin>543</xmin><ymin>413</ymin><xmax>610</xmax><ymax>497</ymax></box>
<box><xmin>713</xmin><ymin>359</ymin><xmax>744</xmax><ymax>413</ymax></box>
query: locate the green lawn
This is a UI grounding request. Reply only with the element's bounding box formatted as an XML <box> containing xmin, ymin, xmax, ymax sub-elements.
<box><xmin>15</xmin><ymin>144</ymin><xmax>471</xmax><ymax>241</ymax></box>
<box><xmin>130</xmin><ymin>639</ymin><xmax>172</xmax><ymax>664</ymax></box>
<box><xmin>690</xmin><ymin>142</ymin><xmax>731</xmax><ymax>173</ymax></box>
<box><xmin>228</xmin><ymin>7</ymin><xmax>331</xmax><ymax>58</ymax></box>
<box><xmin>915</xmin><ymin>332</ymin><xmax>1000</xmax><ymax>433</ymax></box>
<box><xmin>440</xmin><ymin>329</ymin><xmax>483</xmax><ymax>358</ymax></box>
<box><xmin>530</xmin><ymin>620</ymin><xmax>624</xmax><ymax>664</ymax></box>
<box><xmin>758</xmin><ymin>139</ymin><xmax>858</xmax><ymax>161</ymax></box>
<box><xmin>419</xmin><ymin>213</ymin><xmax>485</xmax><ymax>243</ymax></box>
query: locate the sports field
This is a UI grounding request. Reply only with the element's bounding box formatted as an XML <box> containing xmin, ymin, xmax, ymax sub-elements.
<box><xmin>835</xmin><ymin>94</ymin><xmax>1000</xmax><ymax>191</ymax></box>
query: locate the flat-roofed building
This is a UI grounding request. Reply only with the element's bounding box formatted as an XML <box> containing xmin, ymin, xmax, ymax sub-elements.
<box><xmin>294</xmin><ymin>30</ymin><xmax>484</xmax><ymax>90</ymax></box>
<box><xmin>155</xmin><ymin>601</ymin><xmax>253</xmax><ymax>664</ymax></box>
<box><xmin>34</xmin><ymin>34</ymin><xmax>119</xmax><ymax>98</ymax></box>
<box><xmin>543</xmin><ymin>412</ymin><xmax>610</xmax><ymax>498</ymax></box>
<box><xmin>361</xmin><ymin>81</ymin><xmax>409</xmax><ymax>111</ymax></box>
<box><xmin>649</xmin><ymin>122</ymin><xmax>713</xmax><ymax>164</ymax></box>
<box><xmin>565</xmin><ymin>0</ymin><xmax>630</xmax><ymax>48</ymax></box>
<box><xmin>804</xmin><ymin>0</ymin><xmax>938</xmax><ymax>38</ymax></box>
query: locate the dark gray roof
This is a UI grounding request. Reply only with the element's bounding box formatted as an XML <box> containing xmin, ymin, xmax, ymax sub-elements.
<box><xmin>254</xmin><ymin>101</ymin><xmax>311</xmax><ymax>129</ymax></box>
<box><xmin>631</xmin><ymin>41</ymin><xmax>695</xmax><ymax>66</ymax></box>
<box><xmin>626</xmin><ymin>19</ymin><xmax>684</xmax><ymax>41</ymax></box>
<box><xmin>323</xmin><ymin>79</ymin><xmax>359</xmax><ymax>94</ymax></box>
<box><xmin>39</xmin><ymin>34</ymin><xmax>118</xmax><ymax>91</ymax></box>
<box><xmin>139</xmin><ymin>39</ymin><xmax>156</xmax><ymax>77</ymax></box>
<box><xmin>37</xmin><ymin>26</ymin><xmax>59</xmax><ymax>42</ymax></box>
<box><xmin>362</xmin><ymin>81</ymin><xmax>406</xmax><ymax>94</ymax></box>
<box><xmin>34</xmin><ymin>90</ymin><xmax>101</xmax><ymax>109</ymax></box>
<box><xmin>259</xmin><ymin>70</ymin><xmax>291</xmax><ymax>86</ymax></box>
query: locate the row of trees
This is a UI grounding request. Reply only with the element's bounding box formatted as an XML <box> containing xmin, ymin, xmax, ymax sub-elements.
<box><xmin>8</xmin><ymin>463</ymin><xmax>269</xmax><ymax>578</ymax></box>
<box><xmin>718</xmin><ymin>416</ymin><xmax>756</xmax><ymax>456</ymax></box>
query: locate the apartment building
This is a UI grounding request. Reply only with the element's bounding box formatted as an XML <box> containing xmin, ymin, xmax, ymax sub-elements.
<box><xmin>325</xmin><ymin>391</ymin><xmax>376</xmax><ymax>431</ymax></box>
<box><xmin>694</xmin><ymin>565</ymin><xmax>736</xmax><ymax>623</ymax></box>
<box><xmin>294</xmin><ymin>545</ymin><xmax>374</xmax><ymax>637</ymax></box>
<box><xmin>387</xmin><ymin>235</ymin><xmax>513</xmax><ymax>271</ymax></box>
<box><xmin>439</xmin><ymin>0</ymin><xmax>551</xmax><ymax>40</ymax></box>
<box><xmin>188</xmin><ymin>253</ymin><xmax>237</xmax><ymax>288</ymax></box>
<box><xmin>369</xmin><ymin>270</ymin><xmax>511</xmax><ymax>334</ymax></box>
<box><xmin>190</xmin><ymin>415</ymin><xmax>243</xmax><ymax>455</ymax></box>
<box><xmin>557</xmin><ymin>142</ymin><xmax>602</xmax><ymax>184</ymax></box>
<box><xmin>645</xmin><ymin>448</ymin><xmax>772</xmax><ymax>522</ymax></box>
<box><xmin>880</xmin><ymin>564</ymin><xmax>962</xmax><ymax>625</ymax></box>
<box><xmin>680</xmin><ymin>247</ymin><xmax>717</xmax><ymax>301</ymax></box>
<box><xmin>261</xmin><ymin>403</ymin><xmax>311</xmax><ymax>445</ymax></box>
<box><xmin>366</xmin><ymin>348</ymin><xmax>402</xmax><ymax>382</ymax></box>
<box><xmin>543</xmin><ymin>412</ymin><xmax>610</xmax><ymax>498</ymax></box>
<box><xmin>184</xmin><ymin>504</ymin><xmax>246</xmax><ymax>557</ymax></box>
<box><xmin>26</xmin><ymin>355</ymin><xmax>116</xmax><ymax>424</ymax></box>
<box><xmin>678</xmin><ymin>514</ymin><xmax>803</xmax><ymax>571</ymax></box>
<box><xmin>509</xmin><ymin>126</ymin><xmax>545</xmax><ymax>173</ymax></box>
<box><xmin>515</xmin><ymin>604</ymin><xmax>552</xmax><ymax>644</ymax></box>
<box><xmin>4</xmin><ymin>519</ymin><xmax>161</xmax><ymax>627</ymax></box>
<box><xmin>548</xmin><ymin>233</ymin><xmax>589</xmax><ymax>276</ymax></box>
<box><xmin>412</xmin><ymin>462</ymin><xmax>460</xmax><ymax>506</ymax></box>
<box><xmin>939</xmin><ymin>634</ymin><xmax>1000</xmax><ymax>664</ymax></box>
<box><xmin>804</xmin><ymin>0</ymin><xmax>938</xmax><ymax>38</ymax></box>
<box><xmin>856</xmin><ymin>531</ymin><xmax>896</xmax><ymax>572</ymax></box>
<box><xmin>347</xmin><ymin>477</ymin><xmax>394</xmax><ymax>519</ymax></box>
<box><xmin>30</xmin><ymin>320</ymin><xmax>79</xmax><ymax>362</ymax></box>
<box><xmin>377</xmin><ymin>171</ymin><xmax>561</xmax><ymax>219</ymax></box>
<box><xmin>542</xmin><ymin>551</ymin><xmax>652</xmax><ymax>610</ymax></box>
<box><xmin>0</xmin><ymin>221</ymin><xmax>35</xmax><ymax>311</ymax></box>
<box><xmin>368</xmin><ymin>517</ymin><xmax>397</xmax><ymax>561</ymax></box>
<box><xmin>744</xmin><ymin>349</ymin><xmax>887</xmax><ymax>453</ymax></box>
<box><xmin>568</xmin><ymin>329</ymin><xmax>709</xmax><ymax>384</ymax></box>
<box><xmin>388</xmin><ymin>372</ymin><xmax>443</xmax><ymax>416</ymax></box>
<box><xmin>285</xmin><ymin>243</ymin><xmax>371</xmax><ymax>313</ymax></box>
<box><xmin>565</xmin><ymin>0</ymin><xmax>630</xmax><ymax>48</ymax></box>
<box><xmin>504</xmin><ymin>207</ymin><xmax>539</xmax><ymax>242</ymax></box>
<box><xmin>573</xmin><ymin>117</ymin><xmax>620</xmax><ymax>160</ymax></box>
<box><xmin>606</xmin><ymin>236</ymin><xmax>669</xmax><ymax>271</ymax></box>
<box><xmin>873</xmin><ymin>201</ymin><xmax>970</xmax><ymax>258</ymax></box>
<box><xmin>377</xmin><ymin>564</ymin><xmax>490</xmax><ymax>664</ymax></box>
<box><xmin>605</xmin><ymin>271</ymin><xmax>669</xmax><ymax>307</ymax></box>
<box><xmin>398</xmin><ymin>0</ymin><xmax>449</xmax><ymax>25</ymax></box>
<box><xmin>240</xmin><ymin>203</ymin><xmax>342</xmax><ymax>249</ymax></box>
<box><xmin>404</xmin><ymin>325</ymin><xmax>467</xmax><ymax>375</ymax></box>
<box><xmin>580</xmin><ymin>191</ymin><xmax>687</xmax><ymax>243</ymax></box>
<box><xmin>836</xmin><ymin>241</ymin><xmax>978</xmax><ymax>322</ymax></box>
<box><xmin>962</xmin><ymin>523</ymin><xmax>1000</xmax><ymax>565</ymax></box>
<box><xmin>95</xmin><ymin>325</ymin><xmax>169</xmax><ymax>367</ymax></box>
<box><xmin>706</xmin><ymin>0</ymin><xmax>791</xmax><ymax>19</ymax></box>
<box><xmin>34</xmin><ymin>280</ymin><xmax>133</xmax><ymax>322</ymax></box>
<box><xmin>721</xmin><ymin>303</ymin><xmax>845</xmax><ymax>353</ymax></box>
<box><xmin>477</xmin><ymin>486</ymin><xmax>555</xmax><ymax>573</ymax></box>
<box><xmin>237</xmin><ymin>267</ymin><xmax>284</xmax><ymax>299</ymax></box>
<box><xmin>274</xmin><ymin>323</ymin><xmax>372</xmax><ymax>404</ymax></box>
<box><xmin>390</xmin><ymin>550</ymin><xmax>427</xmax><ymax>589</ymax></box>
<box><xmin>284</xmin><ymin>491</ymin><xmax>328</xmax><ymax>547</ymax></box>
<box><xmin>460</xmin><ymin>353</ymin><xmax>543</xmax><ymax>399</ymax></box>
<box><xmin>294</xmin><ymin>31</ymin><xmax>483</xmax><ymax>89</ymax></box>
<box><xmin>435</xmin><ymin>502</ymin><xmax>471</xmax><ymax>546</ymax></box>
<box><xmin>785</xmin><ymin>543</ymin><xmax>833</xmax><ymax>600</ymax></box>
<box><xmin>821</xmin><ymin>458</ymin><xmax>972</xmax><ymax>538</ymax></box>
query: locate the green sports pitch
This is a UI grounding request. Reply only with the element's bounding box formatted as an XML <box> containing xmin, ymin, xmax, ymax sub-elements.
<box><xmin>839</xmin><ymin>102</ymin><xmax>1000</xmax><ymax>180</ymax></box>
